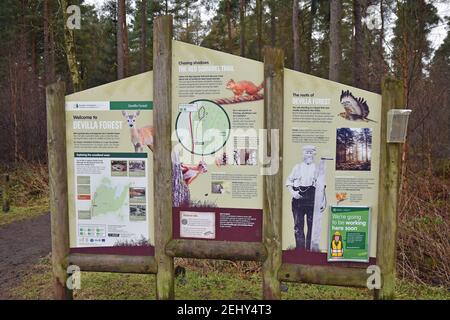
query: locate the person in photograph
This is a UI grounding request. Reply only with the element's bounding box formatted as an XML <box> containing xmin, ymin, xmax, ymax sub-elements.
<box><xmin>286</xmin><ymin>145</ymin><xmax>318</xmax><ymax>250</ymax></box>
<box><xmin>181</xmin><ymin>161</ymin><xmax>208</xmax><ymax>185</ymax></box>
<box><xmin>233</xmin><ymin>150</ymin><xmax>239</xmax><ymax>165</ymax></box>
<box><xmin>330</xmin><ymin>231</ymin><xmax>344</xmax><ymax>258</ymax></box>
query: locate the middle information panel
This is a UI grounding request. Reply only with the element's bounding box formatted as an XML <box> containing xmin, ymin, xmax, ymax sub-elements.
<box><xmin>171</xmin><ymin>40</ymin><xmax>264</xmax><ymax>242</ymax></box>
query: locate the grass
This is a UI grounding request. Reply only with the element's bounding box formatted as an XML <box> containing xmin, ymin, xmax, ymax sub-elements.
<box><xmin>9</xmin><ymin>256</ymin><xmax>450</xmax><ymax>300</ymax></box>
<box><xmin>0</xmin><ymin>200</ymin><xmax>48</xmax><ymax>226</ymax></box>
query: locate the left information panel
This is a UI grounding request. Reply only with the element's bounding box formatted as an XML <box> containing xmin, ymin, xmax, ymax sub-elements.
<box><xmin>65</xmin><ymin>72</ymin><xmax>154</xmax><ymax>255</ymax></box>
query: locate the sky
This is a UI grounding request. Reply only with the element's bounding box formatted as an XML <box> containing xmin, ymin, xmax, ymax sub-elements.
<box><xmin>84</xmin><ymin>0</ymin><xmax>449</xmax><ymax>51</ymax></box>
<box><xmin>429</xmin><ymin>2</ymin><xmax>450</xmax><ymax>50</ymax></box>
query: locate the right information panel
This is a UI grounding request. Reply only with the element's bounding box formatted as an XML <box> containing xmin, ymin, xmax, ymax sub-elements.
<box><xmin>282</xmin><ymin>69</ymin><xmax>382</xmax><ymax>265</ymax></box>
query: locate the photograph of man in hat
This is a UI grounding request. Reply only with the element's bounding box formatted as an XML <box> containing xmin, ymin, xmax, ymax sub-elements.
<box><xmin>286</xmin><ymin>145</ymin><xmax>318</xmax><ymax>250</ymax></box>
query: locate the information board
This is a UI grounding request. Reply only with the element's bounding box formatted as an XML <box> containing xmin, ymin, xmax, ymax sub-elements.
<box><xmin>171</xmin><ymin>41</ymin><xmax>264</xmax><ymax>242</ymax></box>
<box><xmin>65</xmin><ymin>72</ymin><xmax>154</xmax><ymax>255</ymax></box>
<box><xmin>328</xmin><ymin>206</ymin><xmax>371</xmax><ymax>262</ymax></box>
<box><xmin>282</xmin><ymin>69</ymin><xmax>382</xmax><ymax>265</ymax></box>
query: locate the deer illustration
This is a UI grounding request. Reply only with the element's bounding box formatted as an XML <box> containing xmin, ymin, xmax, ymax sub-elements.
<box><xmin>122</xmin><ymin>111</ymin><xmax>154</xmax><ymax>152</ymax></box>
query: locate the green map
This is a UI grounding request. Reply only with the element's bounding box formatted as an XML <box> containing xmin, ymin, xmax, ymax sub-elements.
<box><xmin>91</xmin><ymin>178</ymin><xmax>129</xmax><ymax>217</ymax></box>
<box><xmin>175</xmin><ymin>99</ymin><xmax>231</xmax><ymax>155</ymax></box>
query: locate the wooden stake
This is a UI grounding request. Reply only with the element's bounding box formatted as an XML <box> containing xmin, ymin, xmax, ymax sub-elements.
<box><xmin>46</xmin><ymin>81</ymin><xmax>73</xmax><ymax>300</ymax></box>
<box><xmin>153</xmin><ymin>15</ymin><xmax>175</xmax><ymax>300</ymax></box>
<box><xmin>262</xmin><ymin>47</ymin><xmax>284</xmax><ymax>300</ymax></box>
<box><xmin>2</xmin><ymin>174</ymin><xmax>10</xmax><ymax>213</ymax></box>
<box><xmin>375</xmin><ymin>77</ymin><xmax>404</xmax><ymax>300</ymax></box>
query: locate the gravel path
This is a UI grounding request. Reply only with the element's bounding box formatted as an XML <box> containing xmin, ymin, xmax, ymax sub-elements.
<box><xmin>0</xmin><ymin>213</ymin><xmax>51</xmax><ymax>299</ymax></box>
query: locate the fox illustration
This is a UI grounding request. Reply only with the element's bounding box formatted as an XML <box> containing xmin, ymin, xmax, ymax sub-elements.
<box><xmin>226</xmin><ymin>79</ymin><xmax>264</xmax><ymax>97</ymax></box>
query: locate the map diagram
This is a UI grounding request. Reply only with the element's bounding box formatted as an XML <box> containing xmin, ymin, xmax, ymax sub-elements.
<box><xmin>91</xmin><ymin>177</ymin><xmax>129</xmax><ymax>219</ymax></box>
<box><xmin>175</xmin><ymin>99</ymin><xmax>231</xmax><ymax>156</ymax></box>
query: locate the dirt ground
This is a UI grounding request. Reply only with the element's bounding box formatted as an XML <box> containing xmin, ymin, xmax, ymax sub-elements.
<box><xmin>0</xmin><ymin>213</ymin><xmax>51</xmax><ymax>299</ymax></box>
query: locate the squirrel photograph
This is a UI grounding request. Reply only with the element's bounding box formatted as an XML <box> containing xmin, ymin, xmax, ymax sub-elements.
<box><xmin>225</xmin><ymin>79</ymin><xmax>264</xmax><ymax>97</ymax></box>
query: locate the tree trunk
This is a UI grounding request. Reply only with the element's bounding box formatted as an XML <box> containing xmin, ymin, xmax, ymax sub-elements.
<box><xmin>31</xmin><ymin>32</ymin><xmax>37</xmax><ymax>75</ymax></box>
<box><xmin>239</xmin><ymin>0</ymin><xmax>246</xmax><ymax>57</ymax></box>
<box><xmin>352</xmin><ymin>0</ymin><xmax>367</xmax><ymax>89</ymax></box>
<box><xmin>49</xmin><ymin>9</ymin><xmax>56</xmax><ymax>84</ymax></box>
<box><xmin>379</xmin><ymin>0</ymin><xmax>384</xmax><ymax>57</ymax></box>
<box><xmin>292</xmin><ymin>0</ymin><xmax>300</xmax><ymax>71</ymax></box>
<box><xmin>256</xmin><ymin>0</ymin><xmax>262</xmax><ymax>60</ymax></box>
<box><xmin>140</xmin><ymin>0</ymin><xmax>148</xmax><ymax>73</ymax></box>
<box><xmin>365</xmin><ymin>138</ymin><xmax>368</xmax><ymax>162</ymax></box>
<box><xmin>269</xmin><ymin>1</ymin><xmax>276</xmax><ymax>46</ymax></box>
<box><xmin>9</xmin><ymin>58</ymin><xmax>18</xmax><ymax>164</ymax></box>
<box><xmin>123</xmin><ymin>2</ymin><xmax>130</xmax><ymax>77</ymax></box>
<box><xmin>373</xmin><ymin>0</ymin><xmax>385</xmax><ymax>93</ymax></box>
<box><xmin>117</xmin><ymin>0</ymin><xmax>124</xmax><ymax>79</ymax></box>
<box><xmin>305</xmin><ymin>0</ymin><xmax>317</xmax><ymax>74</ymax></box>
<box><xmin>184</xmin><ymin>2</ymin><xmax>189</xmax><ymax>42</ymax></box>
<box><xmin>43</xmin><ymin>0</ymin><xmax>51</xmax><ymax>84</ymax></box>
<box><xmin>226</xmin><ymin>0</ymin><xmax>233</xmax><ymax>53</ymax></box>
<box><xmin>329</xmin><ymin>0</ymin><xmax>342</xmax><ymax>81</ymax></box>
<box><xmin>117</xmin><ymin>0</ymin><xmax>129</xmax><ymax>79</ymax></box>
<box><xmin>61</xmin><ymin>0</ymin><xmax>82</xmax><ymax>91</ymax></box>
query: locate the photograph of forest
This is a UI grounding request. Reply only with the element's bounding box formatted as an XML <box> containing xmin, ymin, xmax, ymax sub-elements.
<box><xmin>336</xmin><ymin>128</ymin><xmax>372</xmax><ymax>171</ymax></box>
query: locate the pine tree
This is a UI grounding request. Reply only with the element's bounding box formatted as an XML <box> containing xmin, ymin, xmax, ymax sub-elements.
<box><xmin>352</xmin><ymin>0</ymin><xmax>368</xmax><ymax>90</ymax></box>
<box><xmin>329</xmin><ymin>0</ymin><xmax>342</xmax><ymax>81</ymax></box>
<box><xmin>292</xmin><ymin>0</ymin><xmax>300</xmax><ymax>71</ymax></box>
<box><xmin>117</xmin><ymin>0</ymin><xmax>129</xmax><ymax>79</ymax></box>
<box><xmin>392</xmin><ymin>0</ymin><xmax>439</xmax><ymax>104</ymax></box>
<box><xmin>239</xmin><ymin>0</ymin><xmax>246</xmax><ymax>57</ymax></box>
<box><xmin>61</xmin><ymin>0</ymin><xmax>82</xmax><ymax>91</ymax></box>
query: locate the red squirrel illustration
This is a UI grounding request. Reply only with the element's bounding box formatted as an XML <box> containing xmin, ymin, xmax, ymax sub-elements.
<box><xmin>226</xmin><ymin>79</ymin><xmax>264</xmax><ymax>97</ymax></box>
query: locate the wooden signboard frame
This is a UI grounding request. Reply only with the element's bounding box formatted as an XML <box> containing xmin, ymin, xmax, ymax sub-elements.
<box><xmin>46</xmin><ymin>16</ymin><xmax>402</xmax><ymax>300</ymax></box>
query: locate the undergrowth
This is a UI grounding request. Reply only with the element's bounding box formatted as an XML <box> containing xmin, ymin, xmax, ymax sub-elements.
<box><xmin>0</xmin><ymin>163</ymin><xmax>49</xmax><ymax>224</ymax></box>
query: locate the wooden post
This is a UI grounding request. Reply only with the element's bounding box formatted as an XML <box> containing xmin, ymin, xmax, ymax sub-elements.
<box><xmin>2</xmin><ymin>174</ymin><xmax>10</xmax><ymax>212</ymax></box>
<box><xmin>262</xmin><ymin>47</ymin><xmax>284</xmax><ymax>300</ymax></box>
<box><xmin>153</xmin><ymin>15</ymin><xmax>175</xmax><ymax>300</ymax></box>
<box><xmin>375</xmin><ymin>77</ymin><xmax>404</xmax><ymax>300</ymax></box>
<box><xmin>46</xmin><ymin>81</ymin><xmax>73</xmax><ymax>300</ymax></box>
